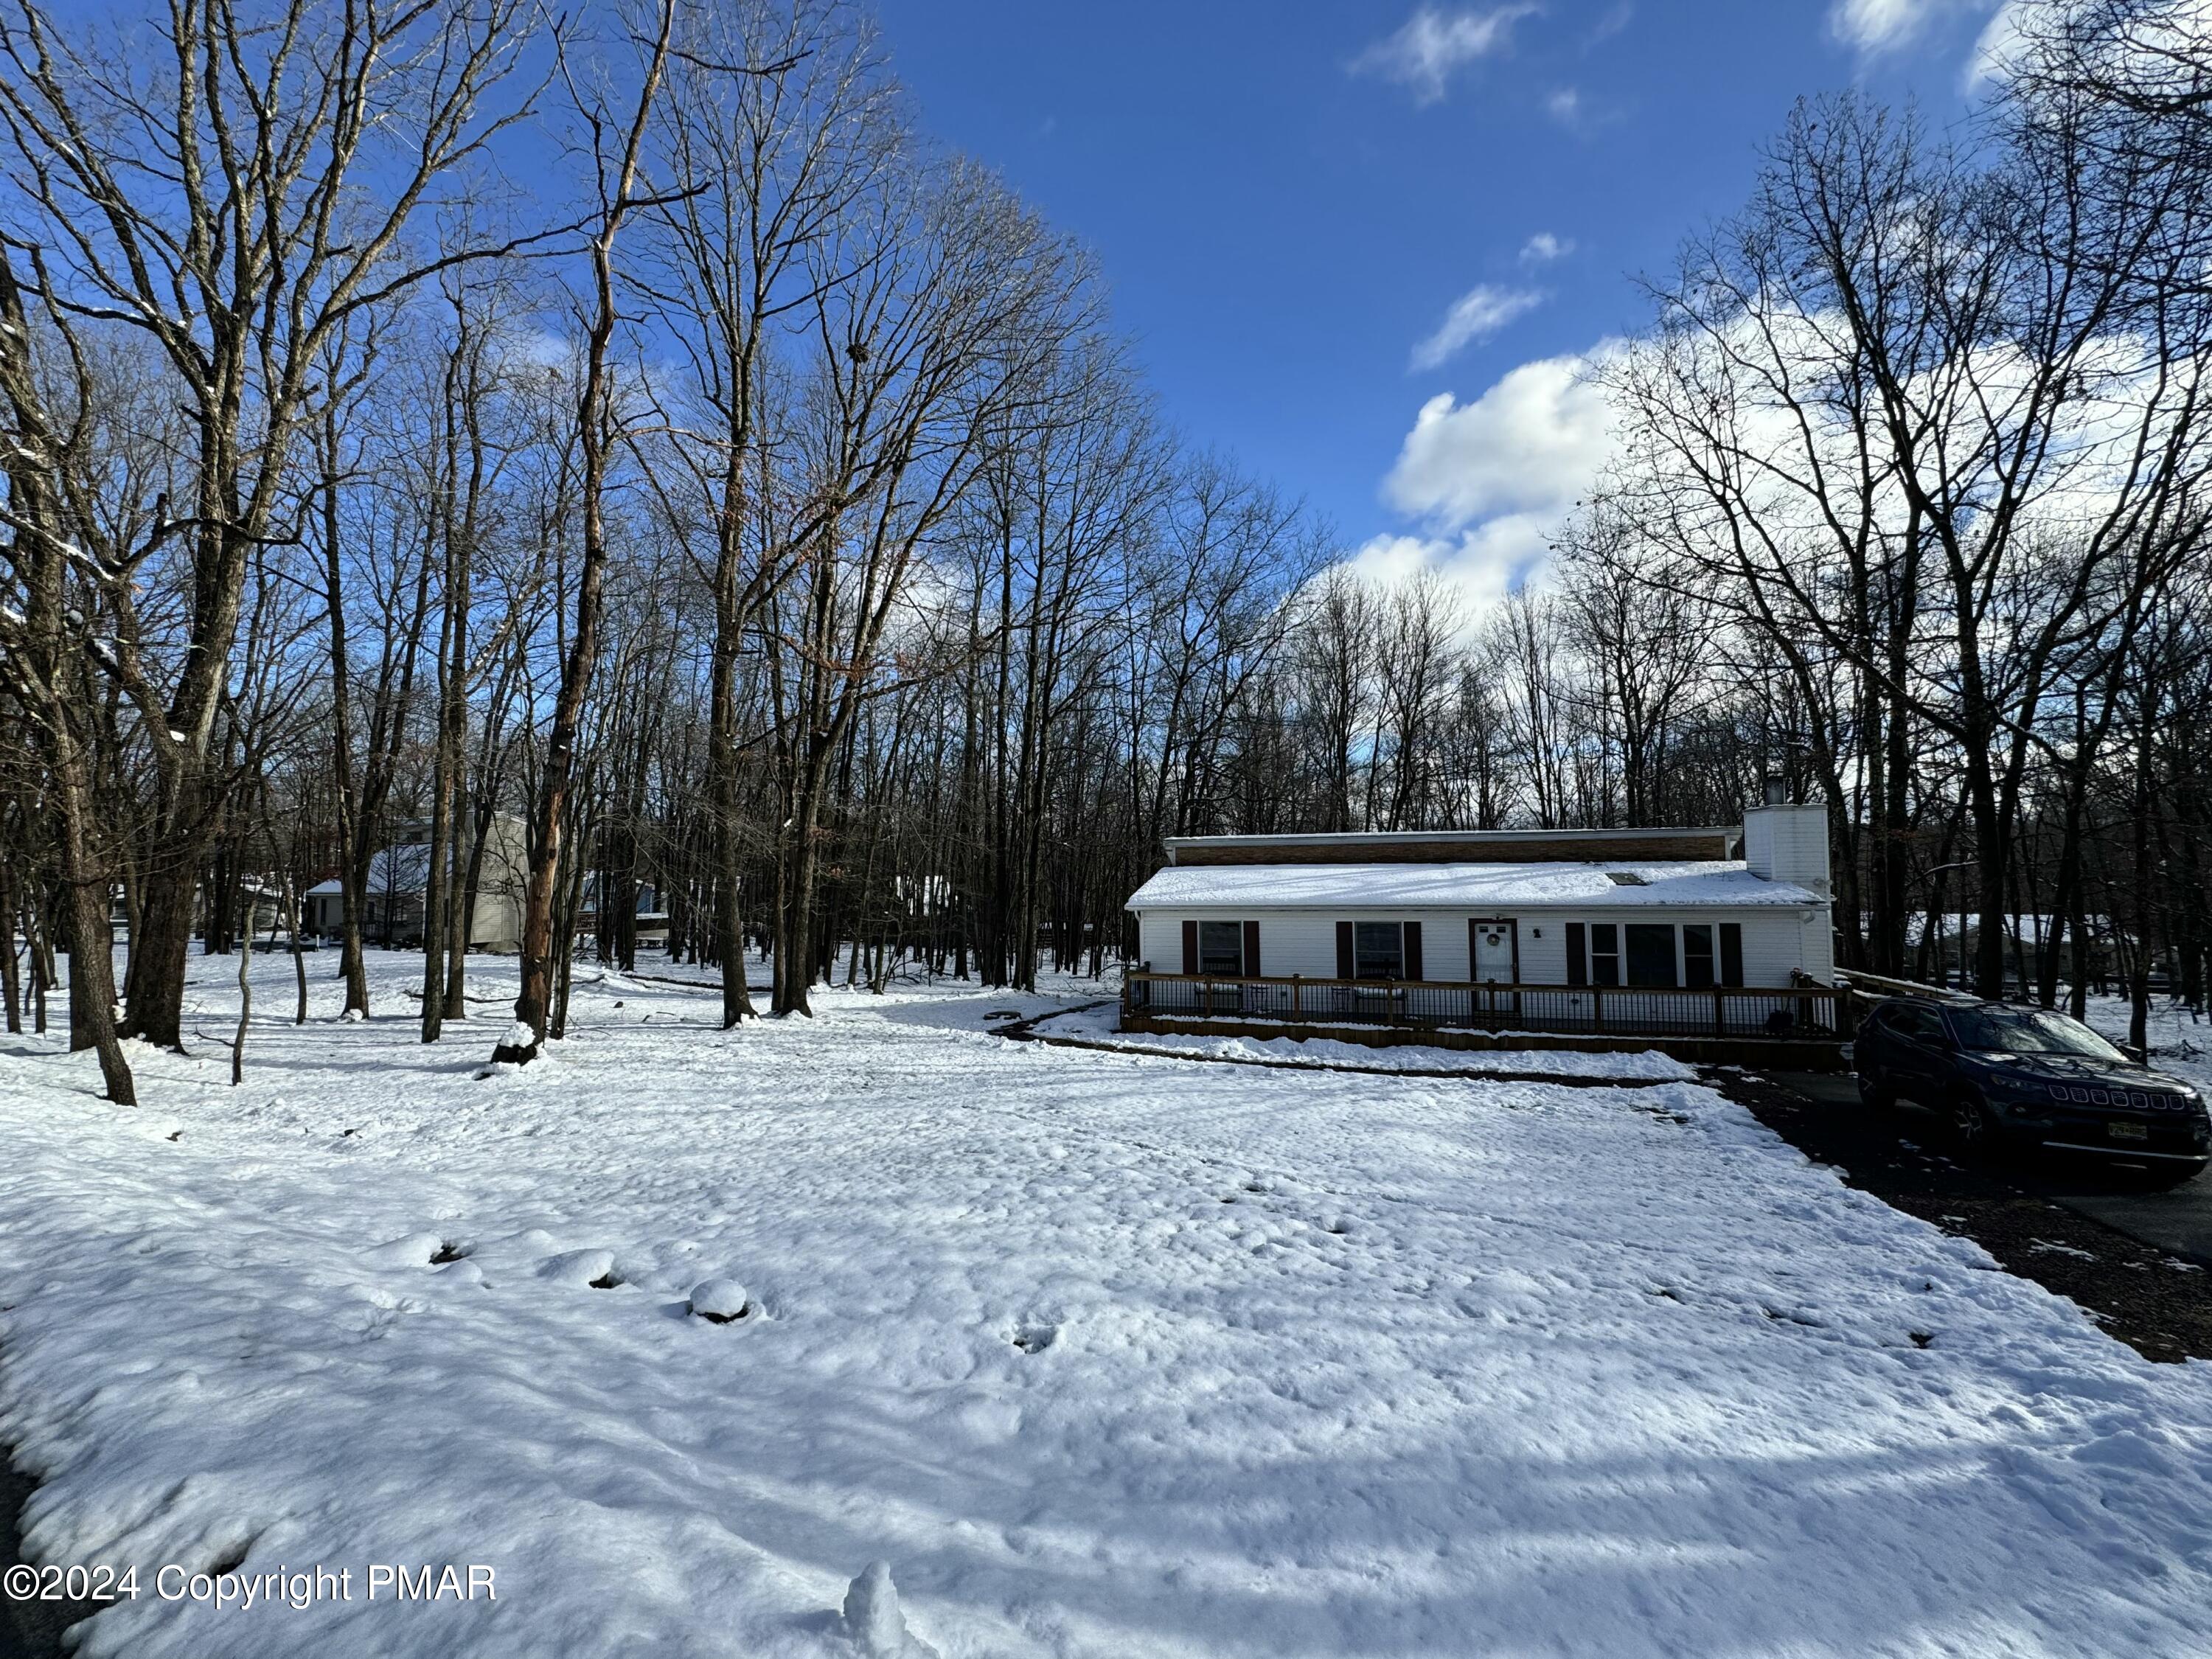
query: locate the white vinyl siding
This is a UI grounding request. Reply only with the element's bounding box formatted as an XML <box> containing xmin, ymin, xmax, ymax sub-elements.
<box><xmin>1137</xmin><ymin>906</ymin><xmax>1820</xmax><ymax>987</ymax></box>
<box><xmin>1798</xmin><ymin>908</ymin><xmax>1835</xmax><ymax>981</ymax></box>
<box><xmin>1515</xmin><ymin>920</ymin><xmax>1570</xmax><ymax>984</ymax></box>
<box><xmin>1742</xmin><ymin>804</ymin><xmax>1830</xmax><ymax>891</ymax></box>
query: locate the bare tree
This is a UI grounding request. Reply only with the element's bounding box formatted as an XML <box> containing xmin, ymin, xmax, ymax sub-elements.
<box><xmin>639</xmin><ymin>0</ymin><xmax>887</xmax><ymax>1027</ymax></box>
<box><xmin>763</xmin><ymin>161</ymin><xmax>1088</xmax><ymax>1015</ymax></box>
<box><xmin>0</xmin><ymin>0</ymin><xmax>540</xmax><ymax>1046</ymax></box>
<box><xmin>1613</xmin><ymin>93</ymin><xmax>2209</xmax><ymax>992</ymax></box>
<box><xmin>0</xmin><ymin>254</ymin><xmax>134</xmax><ymax>1100</ymax></box>
<box><xmin>495</xmin><ymin>0</ymin><xmax>678</xmax><ymax>1067</ymax></box>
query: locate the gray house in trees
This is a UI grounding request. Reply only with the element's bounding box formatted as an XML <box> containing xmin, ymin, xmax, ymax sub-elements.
<box><xmin>303</xmin><ymin>815</ymin><xmax>531</xmax><ymax>951</ymax></box>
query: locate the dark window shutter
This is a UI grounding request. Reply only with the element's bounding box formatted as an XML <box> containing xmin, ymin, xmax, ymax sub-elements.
<box><xmin>1335</xmin><ymin>920</ymin><xmax>1354</xmax><ymax>979</ymax></box>
<box><xmin>1566</xmin><ymin>922</ymin><xmax>1587</xmax><ymax>986</ymax></box>
<box><xmin>1242</xmin><ymin>919</ymin><xmax>1261</xmax><ymax>978</ymax></box>
<box><xmin>1719</xmin><ymin>922</ymin><xmax>1744</xmax><ymax>987</ymax></box>
<box><xmin>1181</xmin><ymin>919</ymin><xmax>1199</xmax><ymax>975</ymax></box>
<box><xmin>1402</xmin><ymin>920</ymin><xmax>1423</xmax><ymax>981</ymax></box>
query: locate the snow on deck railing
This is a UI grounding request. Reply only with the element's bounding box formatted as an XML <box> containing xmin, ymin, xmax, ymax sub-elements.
<box><xmin>1833</xmin><ymin>968</ymin><xmax>1980</xmax><ymax>1006</ymax></box>
<box><xmin>1122</xmin><ymin>972</ymin><xmax>1852</xmax><ymax>1041</ymax></box>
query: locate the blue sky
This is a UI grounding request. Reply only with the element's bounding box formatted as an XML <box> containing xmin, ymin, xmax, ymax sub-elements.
<box><xmin>877</xmin><ymin>0</ymin><xmax>2022</xmax><ymax>602</ymax></box>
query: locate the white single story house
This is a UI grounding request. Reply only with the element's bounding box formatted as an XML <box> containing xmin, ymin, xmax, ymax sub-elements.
<box><xmin>1121</xmin><ymin>804</ymin><xmax>1837</xmax><ymax>1048</ymax></box>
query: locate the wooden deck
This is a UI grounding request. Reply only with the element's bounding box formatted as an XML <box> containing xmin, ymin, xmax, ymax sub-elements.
<box><xmin>1121</xmin><ymin>970</ymin><xmax>1854</xmax><ymax>1071</ymax></box>
<box><xmin>1116</xmin><ymin>1012</ymin><xmax>1848</xmax><ymax>1071</ymax></box>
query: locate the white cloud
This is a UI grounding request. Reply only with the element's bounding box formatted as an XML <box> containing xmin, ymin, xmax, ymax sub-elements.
<box><xmin>1544</xmin><ymin>87</ymin><xmax>1584</xmax><ymax>125</ymax></box>
<box><xmin>1828</xmin><ymin>0</ymin><xmax>1937</xmax><ymax>49</ymax></box>
<box><xmin>1408</xmin><ymin>285</ymin><xmax>1546</xmax><ymax>371</ymax></box>
<box><xmin>1519</xmin><ymin>232</ymin><xmax>1573</xmax><ymax>264</ymax></box>
<box><xmin>1827</xmin><ymin>0</ymin><xmax>2005</xmax><ymax>52</ymax></box>
<box><xmin>1332</xmin><ymin>347</ymin><xmax>1620</xmax><ymax>621</ymax></box>
<box><xmin>1588</xmin><ymin>1</ymin><xmax>1635</xmax><ymax>44</ymax></box>
<box><xmin>1345</xmin><ymin>516</ymin><xmax>1557</xmax><ymax>616</ymax></box>
<box><xmin>1963</xmin><ymin>0</ymin><xmax>2033</xmax><ymax>88</ymax></box>
<box><xmin>1384</xmin><ymin>346</ymin><xmax>1619</xmax><ymax>532</ymax></box>
<box><xmin>1351</xmin><ymin>4</ymin><xmax>1540</xmax><ymax>106</ymax></box>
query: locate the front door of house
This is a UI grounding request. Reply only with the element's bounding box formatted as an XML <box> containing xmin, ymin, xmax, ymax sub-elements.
<box><xmin>1470</xmin><ymin>918</ymin><xmax>1517</xmax><ymax>1021</ymax></box>
<box><xmin>1471</xmin><ymin>919</ymin><xmax>1516</xmax><ymax>981</ymax></box>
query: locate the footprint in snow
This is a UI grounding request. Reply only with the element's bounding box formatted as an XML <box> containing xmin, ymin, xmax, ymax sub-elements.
<box><xmin>367</xmin><ymin>1231</ymin><xmax>448</xmax><ymax>1270</ymax></box>
<box><xmin>538</xmin><ymin>1248</ymin><xmax>623</xmax><ymax>1290</ymax></box>
<box><xmin>1012</xmin><ymin>1323</ymin><xmax>1057</xmax><ymax>1354</ymax></box>
<box><xmin>1759</xmin><ymin>1306</ymin><xmax>1826</xmax><ymax>1329</ymax></box>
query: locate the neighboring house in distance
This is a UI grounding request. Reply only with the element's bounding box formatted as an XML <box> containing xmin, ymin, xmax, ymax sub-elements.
<box><xmin>302</xmin><ymin>814</ymin><xmax>531</xmax><ymax>952</ymax></box>
<box><xmin>1121</xmin><ymin>801</ymin><xmax>1843</xmax><ymax>1062</ymax></box>
<box><xmin>573</xmin><ymin>879</ymin><xmax>672</xmax><ymax>952</ymax></box>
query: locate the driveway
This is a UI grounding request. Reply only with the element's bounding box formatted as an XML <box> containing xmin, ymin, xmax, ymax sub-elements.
<box><xmin>1712</xmin><ymin>1068</ymin><xmax>2212</xmax><ymax>1363</ymax></box>
<box><xmin>1775</xmin><ymin>1071</ymin><xmax>2212</xmax><ymax>1263</ymax></box>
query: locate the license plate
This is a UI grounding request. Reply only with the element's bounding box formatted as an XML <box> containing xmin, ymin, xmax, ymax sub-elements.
<box><xmin>2107</xmin><ymin>1121</ymin><xmax>2149</xmax><ymax>1143</ymax></box>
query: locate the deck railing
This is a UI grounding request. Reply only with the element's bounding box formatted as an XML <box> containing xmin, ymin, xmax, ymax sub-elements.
<box><xmin>1122</xmin><ymin>971</ymin><xmax>1851</xmax><ymax>1041</ymax></box>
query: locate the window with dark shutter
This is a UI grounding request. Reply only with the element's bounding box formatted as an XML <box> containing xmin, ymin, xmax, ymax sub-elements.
<box><xmin>1683</xmin><ymin>924</ymin><xmax>1716</xmax><ymax>989</ymax></box>
<box><xmin>1243</xmin><ymin>919</ymin><xmax>1261</xmax><ymax>978</ymax></box>
<box><xmin>1354</xmin><ymin>922</ymin><xmax>1404</xmax><ymax>980</ymax></box>
<box><xmin>1198</xmin><ymin>920</ymin><xmax>1244</xmax><ymax>975</ymax></box>
<box><xmin>1590</xmin><ymin>922</ymin><xmax>1621</xmax><ymax>985</ymax></box>
<box><xmin>1719</xmin><ymin>922</ymin><xmax>1744</xmax><ymax>987</ymax></box>
<box><xmin>1566</xmin><ymin>921</ymin><xmax>1587</xmax><ymax>986</ymax></box>
<box><xmin>1181</xmin><ymin>919</ymin><xmax>1199</xmax><ymax>975</ymax></box>
<box><xmin>1335</xmin><ymin>920</ymin><xmax>1354</xmax><ymax>979</ymax></box>
<box><xmin>1402</xmin><ymin>920</ymin><xmax>1423</xmax><ymax>981</ymax></box>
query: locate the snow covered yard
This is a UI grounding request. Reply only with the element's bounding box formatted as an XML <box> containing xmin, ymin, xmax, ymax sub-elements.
<box><xmin>4</xmin><ymin>953</ymin><xmax>2212</xmax><ymax>1658</ymax></box>
<box><xmin>1027</xmin><ymin>1003</ymin><xmax>1696</xmax><ymax>1080</ymax></box>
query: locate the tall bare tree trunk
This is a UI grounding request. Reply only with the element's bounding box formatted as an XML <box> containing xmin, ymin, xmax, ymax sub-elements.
<box><xmin>495</xmin><ymin>2</ymin><xmax>675</xmax><ymax>1065</ymax></box>
<box><xmin>444</xmin><ymin>778</ymin><xmax>472</xmax><ymax>1022</ymax></box>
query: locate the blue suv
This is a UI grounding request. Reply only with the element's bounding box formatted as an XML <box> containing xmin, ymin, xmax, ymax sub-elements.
<box><xmin>1854</xmin><ymin>998</ymin><xmax>2209</xmax><ymax>1186</ymax></box>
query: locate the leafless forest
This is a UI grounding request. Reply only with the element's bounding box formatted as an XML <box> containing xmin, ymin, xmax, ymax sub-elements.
<box><xmin>1</xmin><ymin>0</ymin><xmax>2208</xmax><ymax>1103</ymax></box>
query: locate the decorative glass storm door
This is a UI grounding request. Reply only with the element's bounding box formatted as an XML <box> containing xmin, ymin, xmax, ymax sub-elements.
<box><xmin>1470</xmin><ymin>918</ymin><xmax>1517</xmax><ymax>1018</ymax></box>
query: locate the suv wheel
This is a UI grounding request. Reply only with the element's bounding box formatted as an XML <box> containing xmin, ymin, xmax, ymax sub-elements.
<box><xmin>1941</xmin><ymin>1091</ymin><xmax>1997</xmax><ymax>1158</ymax></box>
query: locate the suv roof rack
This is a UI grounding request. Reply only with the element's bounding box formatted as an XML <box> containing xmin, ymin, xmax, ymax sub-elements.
<box><xmin>1834</xmin><ymin>967</ymin><xmax>1981</xmax><ymax>1006</ymax></box>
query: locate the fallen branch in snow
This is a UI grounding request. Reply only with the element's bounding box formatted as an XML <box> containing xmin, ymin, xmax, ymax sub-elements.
<box><xmin>232</xmin><ymin>927</ymin><xmax>251</xmax><ymax>1087</ymax></box>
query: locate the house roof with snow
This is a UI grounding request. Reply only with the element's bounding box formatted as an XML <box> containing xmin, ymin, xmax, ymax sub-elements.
<box><xmin>305</xmin><ymin>842</ymin><xmax>434</xmax><ymax>898</ymax></box>
<box><xmin>1125</xmin><ymin>860</ymin><xmax>1823</xmax><ymax>912</ymax></box>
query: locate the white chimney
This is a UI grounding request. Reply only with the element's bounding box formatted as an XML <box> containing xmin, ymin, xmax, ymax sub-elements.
<box><xmin>1743</xmin><ymin>801</ymin><xmax>1830</xmax><ymax>897</ymax></box>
